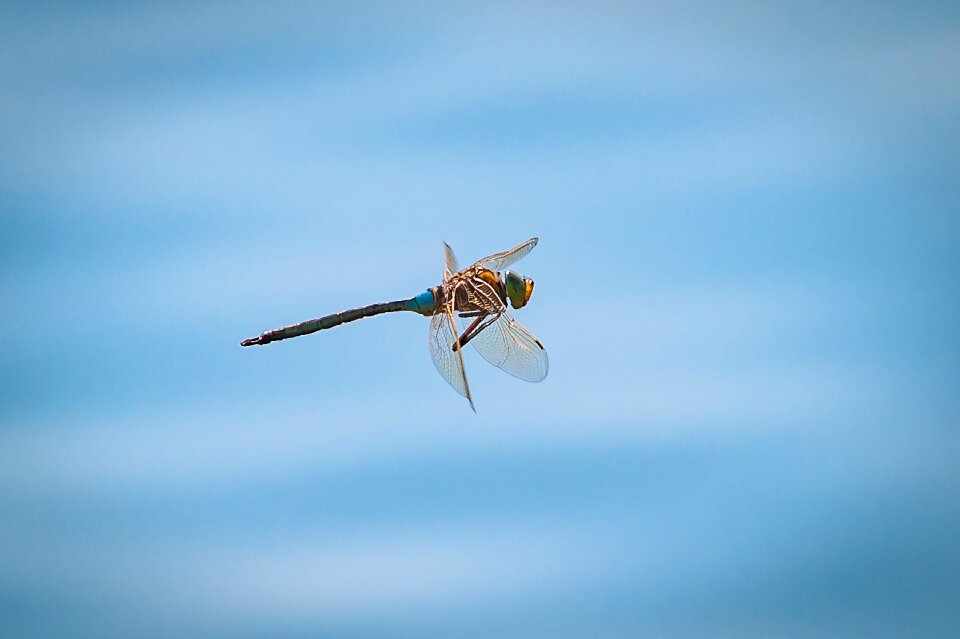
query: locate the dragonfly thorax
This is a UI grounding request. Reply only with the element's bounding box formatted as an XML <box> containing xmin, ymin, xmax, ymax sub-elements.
<box><xmin>436</xmin><ymin>267</ymin><xmax>535</xmax><ymax>316</ymax></box>
<box><xmin>444</xmin><ymin>267</ymin><xmax>506</xmax><ymax>315</ymax></box>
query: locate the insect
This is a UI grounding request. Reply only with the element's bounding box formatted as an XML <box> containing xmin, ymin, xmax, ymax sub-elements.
<box><xmin>241</xmin><ymin>237</ymin><xmax>548</xmax><ymax>410</ymax></box>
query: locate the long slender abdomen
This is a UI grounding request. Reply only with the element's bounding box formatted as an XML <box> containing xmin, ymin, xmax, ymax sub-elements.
<box><xmin>241</xmin><ymin>290</ymin><xmax>437</xmax><ymax>347</ymax></box>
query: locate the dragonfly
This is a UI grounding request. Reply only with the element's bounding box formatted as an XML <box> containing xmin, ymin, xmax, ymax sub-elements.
<box><xmin>241</xmin><ymin>237</ymin><xmax>548</xmax><ymax>410</ymax></box>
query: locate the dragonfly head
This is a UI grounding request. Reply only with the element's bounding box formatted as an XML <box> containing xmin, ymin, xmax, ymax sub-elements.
<box><xmin>505</xmin><ymin>270</ymin><xmax>534</xmax><ymax>309</ymax></box>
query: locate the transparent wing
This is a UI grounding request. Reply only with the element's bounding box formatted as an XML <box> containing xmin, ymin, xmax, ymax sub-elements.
<box><xmin>469</xmin><ymin>312</ymin><xmax>548</xmax><ymax>382</ymax></box>
<box><xmin>428</xmin><ymin>297</ymin><xmax>475</xmax><ymax>411</ymax></box>
<box><xmin>443</xmin><ymin>242</ymin><xmax>460</xmax><ymax>281</ymax></box>
<box><xmin>473</xmin><ymin>237</ymin><xmax>538</xmax><ymax>272</ymax></box>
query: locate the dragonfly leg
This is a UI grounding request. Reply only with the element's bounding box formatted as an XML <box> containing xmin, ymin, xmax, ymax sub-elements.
<box><xmin>453</xmin><ymin>315</ymin><xmax>484</xmax><ymax>352</ymax></box>
<box><xmin>453</xmin><ymin>313</ymin><xmax>498</xmax><ymax>351</ymax></box>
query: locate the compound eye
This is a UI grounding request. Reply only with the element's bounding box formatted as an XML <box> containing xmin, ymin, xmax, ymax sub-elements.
<box><xmin>505</xmin><ymin>271</ymin><xmax>528</xmax><ymax>309</ymax></box>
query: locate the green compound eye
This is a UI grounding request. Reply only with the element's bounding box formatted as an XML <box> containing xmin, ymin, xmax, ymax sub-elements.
<box><xmin>505</xmin><ymin>270</ymin><xmax>534</xmax><ymax>309</ymax></box>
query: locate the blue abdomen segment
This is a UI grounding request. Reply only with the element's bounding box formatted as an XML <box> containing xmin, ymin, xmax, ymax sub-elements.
<box><xmin>405</xmin><ymin>289</ymin><xmax>437</xmax><ymax>316</ymax></box>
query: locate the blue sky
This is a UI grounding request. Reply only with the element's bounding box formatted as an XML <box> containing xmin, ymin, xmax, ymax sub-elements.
<box><xmin>2</xmin><ymin>2</ymin><xmax>959</xmax><ymax>637</ymax></box>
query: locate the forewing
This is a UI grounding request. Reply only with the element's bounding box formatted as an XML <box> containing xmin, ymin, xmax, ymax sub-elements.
<box><xmin>474</xmin><ymin>237</ymin><xmax>538</xmax><ymax>271</ymax></box>
<box><xmin>470</xmin><ymin>313</ymin><xmax>548</xmax><ymax>382</ymax></box>
<box><xmin>428</xmin><ymin>303</ymin><xmax>475</xmax><ymax>411</ymax></box>
<box><xmin>443</xmin><ymin>242</ymin><xmax>460</xmax><ymax>281</ymax></box>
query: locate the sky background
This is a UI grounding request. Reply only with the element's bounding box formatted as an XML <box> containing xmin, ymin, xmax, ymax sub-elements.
<box><xmin>2</xmin><ymin>1</ymin><xmax>959</xmax><ymax>637</ymax></box>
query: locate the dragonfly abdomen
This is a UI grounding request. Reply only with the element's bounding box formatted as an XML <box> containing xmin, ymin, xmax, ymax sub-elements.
<box><xmin>241</xmin><ymin>290</ymin><xmax>439</xmax><ymax>346</ymax></box>
<box><xmin>405</xmin><ymin>289</ymin><xmax>439</xmax><ymax>316</ymax></box>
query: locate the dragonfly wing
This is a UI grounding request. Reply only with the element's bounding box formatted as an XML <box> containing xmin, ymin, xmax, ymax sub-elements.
<box><xmin>474</xmin><ymin>237</ymin><xmax>538</xmax><ymax>272</ymax></box>
<box><xmin>429</xmin><ymin>299</ymin><xmax>475</xmax><ymax>411</ymax></box>
<box><xmin>470</xmin><ymin>312</ymin><xmax>548</xmax><ymax>382</ymax></box>
<box><xmin>443</xmin><ymin>242</ymin><xmax>460</xmax><ymax>281</ymax></box>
